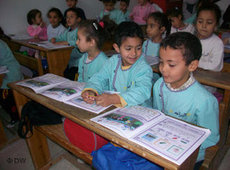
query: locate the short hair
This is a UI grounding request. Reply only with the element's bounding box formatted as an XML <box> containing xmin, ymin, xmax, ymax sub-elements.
<box><xmin>47</xmin><ymin>7</ymin><xmax>63</xmax><ymax>20</ymax></box>
<box><xmin>114</xmin><ymin>21</ymin><xmax>143</xmax><ymax>47</ymax></box>
<box><xmin>120</xmin><ymin>0</ymin><xmax>130</xmax><ymax>6</ymax></box>
<box><xmin>102</xmin><ymin>0</ymin><xmax>117</xmax><ymax>4</ymax></box>
<box><xmin>160</xmin><ymin>32</ymin><xmax>202</xmax><ymax>65</ymax></box>
<box><xmin>197</xmin><ymin>3</ymin><xmax>221</xmax><ymax>25</ymax></box>
<box><xmin>64</xmin><ymin>7</ymin><xmax>86</xmax><ymax>20</ymax></box>
<box><xmin>166</xmin><ymin>7</ymin><xmax>183</xmax><ymax>20</ymax></box>
<box><xmin>27</xmin><ymin>9</ymin><xmax>41</xmax><ymax>25</ymax></box>
<box><xmin>148</xmin><ymin>12</ymin><xmax>171</xmax><ymax>37</ymax></box>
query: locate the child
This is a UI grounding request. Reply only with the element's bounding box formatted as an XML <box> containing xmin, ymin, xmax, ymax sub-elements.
<box><xmin>0</xmin><ymin>28</ymin><xmax>24</xmax><ymax>127</ymax></box>
<box><xmin>99</xmin><ymin>0</ymin><xmax>125</xmax><ymax>24</ymax></box>
<box><xmin>153</xmin><ymin>32</ymin><xmax>219</xmax><ymax>168</ymax></box>
<box><xmin>51</xmin><ymin>8</ymin><xmax>85</xmax><ymax>80</ymax></box>
<box><xmin>64</xmin><ymin>0</ymin><xmax>86</xmax><ymax>23</ymax></box>
<box><xmin>119</xmin><ymin>0</ymin><xmax>130</xmax><ymax>21</ymax></box>
<box><xmin>167</xmin><ymin>7</ymin><xmax>195</xmax><ymax>34</ymax></box>
<box><xmin>143</xmin><ymin>12</ymin><xmax>170</xmax><ymax>63</ymax></box>
<box><xmin>64</xmin><ymin>22</ymin><xmax>153</xmax><ymax>154</ymax></box>
<box><xmin>27</xmin><ymin>9</ymin><xmax>47</xmax><ymax>41</ymax></box>
<box><xmin>130</xmin><ymin>0</ymin><xmax>156</xmax><ymax>25</ymax></box>
<box><xmin>76</xmin><ymin>20</ymin><xmax>109</xmax><ymax>82</ymax></box>
<box><xmin>196</xmin><ymin>3</ymin><xmax>223</xmax><ymax>72</ymax></box>
<box><xmin>47</xmin><ymin>7</ymin><xmax>66</xmax><ymax>40</ymax></box>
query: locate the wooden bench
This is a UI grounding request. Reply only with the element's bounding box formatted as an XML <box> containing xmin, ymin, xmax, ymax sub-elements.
<box><xmin>34</xmin><ymin>124</ymin><xmax>92</xmax><ymax>166</ymax></box>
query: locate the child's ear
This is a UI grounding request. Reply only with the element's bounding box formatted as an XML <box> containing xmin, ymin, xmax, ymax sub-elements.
<box><xmin>113</xmin><ymin>43</ymin><xmax>120</xmax><ymax>53</ymax></box>
<box><xmin>188</xmin><ymin>60</ymin><xmax>199</xmax><ymax>72</ymax></box>
<box><xmin>77</xmin><ymin>17</ymin><xmax>81</xmax><ymax>23</ymax></box>
<box><xmin>160</xmin><ymin>26</ymin><xmax>166</xmax><ymax>34</ymax></box>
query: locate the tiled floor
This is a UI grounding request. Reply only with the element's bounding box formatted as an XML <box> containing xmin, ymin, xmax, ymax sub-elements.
<box><xmin>0</xmin><ymin>106</ymin><xmax>230</xmax><ymax>170</ymax></box>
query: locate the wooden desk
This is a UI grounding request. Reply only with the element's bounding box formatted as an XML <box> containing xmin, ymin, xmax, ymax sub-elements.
<box><xmin>6</xmin><ymin>39</ymin><xmax>73</xmax><ymax>76</ymax></box>
<box><xmin>9</xmin><ymin>82</ymin><xmax>199</xmax><ymax>170</ymax></box>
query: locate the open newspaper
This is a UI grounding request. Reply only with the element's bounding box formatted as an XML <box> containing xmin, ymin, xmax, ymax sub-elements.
<box><xmin>91</xmin><ymin>106</ymin><xmax>211</xmax><ymax>165</ymax></box>
<box><xmin>16</xmin><ymin>73</ymin><xmax>111</xmax><ymax>114</ymax></box>
<box><xmin>28</xmin><ymin>40</ymin><xmax>70</xmax><ymax>49</ymax></box>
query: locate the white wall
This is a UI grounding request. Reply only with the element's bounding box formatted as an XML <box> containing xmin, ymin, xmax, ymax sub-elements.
<box><xmin>0</xmin><ymin>0</ymin><xmax>137</xmax><ymax>35</ymax></box>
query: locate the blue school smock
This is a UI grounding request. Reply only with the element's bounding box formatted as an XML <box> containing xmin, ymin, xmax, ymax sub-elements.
<box><xmin>142</xmin><ymin>39</ymin><xmax>160</xmax><ymax>58</ymax></box>
<box><xmin>153</xmin><ymin>77</ymin><xmax>220</xmax><ymax>162</ymax></box>
<box><xmin>123</xmin><ymin>10</ymin><xmax>130</xmax><ymax>21</ymax></box>
<box><xmin>84</xmin><ymin>54</ymin><xmax>153</xmax><ymax>107</ymax></box>
<box><xmin>55</xmin><ymin>27</ymin><xmax>83</xmax><ymax>68</ymax></box>
<box><xmin>78</xmin><ymin>52</ymin><xmax>108</xmax><ymax>83</ymax></box>
<box><xmin>100</xmin><ymin>9</ymin><xmax>125</xmax><ymax>24</ymax></box>
<box><xmin>0</xmin><ymin>40</ymin><xmax>23</xmax><ymax>89</ymax></box>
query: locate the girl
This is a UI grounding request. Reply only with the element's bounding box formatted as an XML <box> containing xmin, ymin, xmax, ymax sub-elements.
<box><xmin>27</xmin><ymin>9</ymin><xmax>47</xmax><ymax>40</ymax></box>
<box><xmin>196</xmin><ymin>3</ymin><xmax>223</xmax><ymax>96</ymax></box>
<box><xmin>0</xmin><ymin>27</ymin><xmax>24</xmax><ymax>127</ymax></box>
<box><xmin>143</xmin><ymin>12</ymin><xmax>170</xmax><ymax>65</ymax></box>
<box><xmin>130</xmin><ymin>0</ymin><xmax>156</xmax><ymax>25</ymax></box>
<box><xmin>47</xmin><ymin>7</ymin><xmax>66</xmax><ymax>40</ymax></box>
<box><xmin>120</xmin><ymin>0</ymin><xmax>130</xmax><ymax>21</ymax></box>
<box><xmin>99</xmin><ymin>0</ymin><xmax>125</xmax><ymax>24</ymax></box>
<box><xmin>76</xmin><ymin>20</ymin><xmax>109</xmax><ymax>82</ymax></box>
<box><xmin>51</xmin><ymin>8</ymin><xmax>85</xmax><ymax>80</ymax></box>
<box><xmin>167</xmin><ymin>7</ymin><xmax>195</xmax><ymax>34</ymax></box>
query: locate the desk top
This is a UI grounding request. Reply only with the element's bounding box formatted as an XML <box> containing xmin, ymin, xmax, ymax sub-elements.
<box><xmin>10</xmin><ymin>39</ymin><xmax>74</xmax><ymax>52</ymax></box>
<box><xmin>8</xmin><ymin>82</ymin><xmax>199</xmax><ymax>170</ymax></box>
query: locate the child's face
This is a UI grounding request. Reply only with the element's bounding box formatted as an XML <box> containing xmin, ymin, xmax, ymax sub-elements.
<box><xmin>48</xmin><ymin>12</ymin><xmax>61</xmax><ymax>28</ymax></box>
<box><xmin>169</xmin><ymin>16</ymin><xmax>182</xmax><ymax>29</ymax></box>
<box><xmin>104</xmin><ymin>2</ymin><xmax>115</xmax><ymax>12</ymax></box>
<box><xmin>120</xmin><ymin>1</ymin><xmax>128</xmax><ymax>13</ymax></box>
<box><xmin>159</xmin><ymin>47</ymin><xmax>195</xmax><ymax>89</ymax></box>
<box><xmin>196</xmin><ymin>10</ymin><xmax>217</xmax><ymax>39</ymax></box>
<box><xmin>66</xmin><ymin>11</ymin><xmax>79</xmax><ymax>28</ymax></box>
<box><xmin>114</xmin><ymin>37</ymin><xmax>142</xmax><ymax>66</ymax></box>
<box><xmin>66</xmin><ymin>0</ymin><xmax>77</xmax><ymax>8</ymax></box>
<box><xmin>76</xmin><ymin>29</ymin><xmax>91</xmax><ymax>52</ymax></box>
<box><xmin>138</xmin><ymin>0</ymin><xmax>147</xmax><ymax>6</ymax></box>
<box><xmin>34</xmin><ymin>13</ymin><xmax>43</xmax><ymax>25</ymax></box>
<box><xmin>146</xmin><ymin>17</ymin><xmax>163</xmax><ymax>40</ymax></box>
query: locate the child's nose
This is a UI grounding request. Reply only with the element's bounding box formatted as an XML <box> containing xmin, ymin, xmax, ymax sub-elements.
<box><xmin>202</xmin><ymin>22</ymin><xmax>207</xmax><ymax>28</ymax></box>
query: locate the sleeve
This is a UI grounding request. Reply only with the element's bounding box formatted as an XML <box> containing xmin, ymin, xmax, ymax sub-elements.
<box><xmin>119</xmin><ymin>65</ymin><xmax>153</xmax><ymax>107</ymax></box>
<box><xmin>152</xmin><ymin>78</ymin><xmax>162</xmax><ymax>110</ymax></box>
<box><xmin>77</xmin><ymin>56</ymin><xmax>84</xmax><ymax>82</ymax></box>
<box><xmin>68</xmin><ymin>30</ymin><xmax>78</xmax><ymax>47</ymax></box>
<box><xmin>39</xmin><ymin>26</ymin><xmax>48</xmax><ymax>40</ymax></box>
<box><xmin>27</xmin><ymin>26</ymin><xmax>42</xmax><ymax>37</ymax></box>
<box><xmin>55</xmin><ymin>30</ymin><xmax>67</xmax><ymax>42</ymax></box>
<box><xmin>196</xmin><ymin>94</ymin><xmax>220</xmax><ymax>153</ymax></box>
<box><xmin>84</xmin><ymin>59</ymin><xmax>111</xmax><ymax>94</ymax></box>
<box><xmin>202</xmin><ymin>40</ymin><xmax>224</xmax><ymax>71</ymax></box>
<box><xmin>116</xmin><ymin>10</ymin><xmax>125</xmax><ymax>24</ymax></box>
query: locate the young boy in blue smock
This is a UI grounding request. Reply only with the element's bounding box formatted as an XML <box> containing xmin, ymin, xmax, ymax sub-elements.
<box><xmin>82</xmin><ymin>21</ymin><xmax>153</xmax><ymax>107</ymax></box>
<box><xmin>153</xmin><ymin>32</ymin><xmax>220</xmax><ymax>169</ymax></box>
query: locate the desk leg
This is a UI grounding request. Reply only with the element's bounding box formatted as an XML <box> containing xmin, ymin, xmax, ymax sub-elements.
<box><xmin>12</xmin><ymin>90</ymin><xmax>51</xmax><ymax>169</ymax></box>
<box><xmin>46</xmin><ymin>49</ymin><xmax>72</xmax><ymax>76</ymax></box>
<box><xmin>0</xmin><ymin>119</ymin><xmax>7</xmax><ymax>148</ymax></box>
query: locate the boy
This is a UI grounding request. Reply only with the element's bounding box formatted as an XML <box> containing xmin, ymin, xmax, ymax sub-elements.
<box><xmin>64</xmin><ymin>22</ymin><xmax>153</xmax><ymax>153</ymax></box>
<box><xmin>120</xmin><ymin>0</ymin><xmax>130</xmax><ymax>21</ymax></box>
<box><xmin>153</xmin><ymin>32</ymin><xmax>219</xmax><ymax>168</ymax></box>
<box><xmin>82</xmin><ymin>21</ymin><xmax>153</xmax><ymax>107</ymax></box>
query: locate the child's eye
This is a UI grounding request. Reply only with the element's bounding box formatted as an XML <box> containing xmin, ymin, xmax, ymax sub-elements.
<box><xmin>207</xmin><ymin>22</ymin><xmax>213</xmax><ymax>25</ymax></box>
<box><xmin>125</xmin><ymin>48</ymin><xmax>131</xmax><ymax>51</ymax></box>
<box><xmin>136</xmin><ymin>46</ymin><xmax>142</xmax><ymax>50</ymax></box>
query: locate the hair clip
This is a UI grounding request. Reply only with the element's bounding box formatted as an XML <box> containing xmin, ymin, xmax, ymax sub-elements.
<box><xmin>99</xmin><ymin>21</ymin><xmax>104</xmax><ymax>28</ymax></box>
<box><xmin>93</xmin><ymin>22</ymin><xmax>98</xmax><ymax>30</ymax></box>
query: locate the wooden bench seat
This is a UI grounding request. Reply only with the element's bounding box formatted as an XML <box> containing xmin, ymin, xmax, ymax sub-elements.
<box><xmin>35</xmin><ymin>124</ymin><xmax>92</xmax><ymax>166</ymax></box>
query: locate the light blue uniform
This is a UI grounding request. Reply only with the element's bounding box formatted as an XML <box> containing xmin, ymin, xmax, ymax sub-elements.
<box><xmin>0</xmin><ymin>40</ymin><xmax>23</xmax><ymax>89</ymax></box>
<box><xmin>99</xmin><ymin>9</ymin><xmax>125</xmax><ymax>24</ymax></box>
<box><xmin>142</xmin><ymin>39</ymin><xmax>160</xmax><ymax>57</ymax></box>
<box><xmin>85</xmin><ymin>54</ymin><xmax>153</xmax><ymax>107</ymax></box>
<box><xmin>78</xmin><ymin>52</ymin><xmax>108</xmax><ymax>82</ymax></box>
<box><xmin>123</xmin><ymin>10</ymin><xmax>130</xmax><ymax>21</ymax></box>
<box><xmin>153</xmin><ymin>77</ymin><xmax>220</xmax><ymax>162</ymax></box>
<box><xmin>55</xmin><ymin>27</ymin><xmax>83</xmax><ymax>68</ymax></box>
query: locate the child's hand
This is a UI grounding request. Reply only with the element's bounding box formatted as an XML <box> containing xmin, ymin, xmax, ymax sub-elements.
<box><xmin>81</xmin><ymin>90</ymin><xmax>97</xmax><ymax>104</ymax></box>
<box><xmin>40</xmin><ymin>21</ymin><xmax>46</xmax><ymax>28</ymax></box>
<box><xmin>223</xmin><ymin>37</ymin><xmax>230</xmax><ymax>45</ymax></box>
<box><xmin>50</xmin><ymin>38</ymin><xmax>56</xmax><ymax>43</ymax></box>
<box><xmin>95</xmin><ymin>93</ymin><xmax>120</xmax><ymax>107</ymax></box>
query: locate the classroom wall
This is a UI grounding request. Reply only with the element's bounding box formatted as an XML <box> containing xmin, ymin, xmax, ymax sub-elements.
<box><xmin>0</xmin><ymin>0</ymin><xmax>137</xmax><ymax>35</ymax></box>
